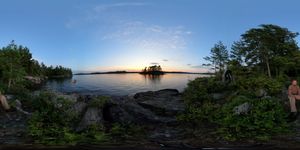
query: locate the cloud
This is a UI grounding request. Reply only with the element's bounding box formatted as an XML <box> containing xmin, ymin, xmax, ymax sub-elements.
<box><xmin>102</xmin><ymin>21</ymin><xmax>192</xmax><ymax>50</ymax></box>
<box><xmin>187</xmin><ymin>64</ymin><xmax>191</xmax><ymax>66</ymax></box>
<box><xmin>150</xmin><ymin>62</ymin><xmax>160</xmax><ymax>65</ymax></box>
<box><xmin>94</xmin><ymin>2</ymin><xmax>148</xmax><ymax>12</ymax></box>
<box><xmin>65</xmin><ymin>2</ymin><xmax>149</xmax><ymax>29</ymax></box>
<box><xmin>162</xmin><ymin>59</ymin><xmax>168</xmax><ymax>62</ymax></box>
<box><xmin>191</xmin><ymin>65</ymin><xmax>206</xmax><ymax>68</ymax></box>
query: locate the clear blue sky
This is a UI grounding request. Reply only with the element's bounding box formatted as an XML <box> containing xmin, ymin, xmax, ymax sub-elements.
<box><xmin>0</xmin><ymin>0</ymin><xmax>299</xmax><ymax>72</ymax></box>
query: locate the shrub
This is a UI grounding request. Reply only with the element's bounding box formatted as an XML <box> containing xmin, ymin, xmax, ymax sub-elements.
<box><xmin>177</xmin><ymin>102</ymin><xmax>220</xmax><ymax>124</ymax></box>
<box><xmin>183</xmin><ymin>77</ymin><xmax>234</xmax><ymax>107</ymax></box>
<box><xmin>216</xmin><ymin>96</ymin><xmax>289</xmax><ymax>141</ymax></box>
<box><xmin>236</xmin><ymin>75</ymin><xmax>283</xmax><ymax>96</ymax></box>
<box><xmin>27</xmin><ymin>91</ymin><xmax>78</xmax><ymax>144</ymax></box>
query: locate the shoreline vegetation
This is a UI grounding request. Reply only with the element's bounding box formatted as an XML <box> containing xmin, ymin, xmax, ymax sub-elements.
<box><xmin>74</xmin><ymin>65</ymin><xmax>213</xmax><ymax>76</ymax></box>
<box><xmin>0</xmin><ymin>41</ymin><xmax>72</xmax><ymax>93</ymax></box>
<box><xmin>74</xmin><ymin>70</ymin><xmax>212</xmax><ymax>75</ymax></box>
<box><xmin>2</xmin><ymin>24</ymin><xmax>300</xmax><ymax>148</ymax></box>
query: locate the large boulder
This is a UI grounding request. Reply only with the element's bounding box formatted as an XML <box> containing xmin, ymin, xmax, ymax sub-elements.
<box><xmin>134</xmin><ymin>89</ymin><xmax>185</xmax><ymax>116</ymax></box>
<box><xmin>24</xmin><ymin>76</ymin><xmax>45</xmax><ymax>85</ymax></box>
<box><xmin>107</xmin><ymin>96</ymin><xmax>177</xmax><ymax>124</ymax></box>
<box><xmin>75</xmin><ymin>89</ymin><xmax>186</xmax><ymax>131</ymax></box>
<box><xmin>76</xmin><ymin>107</ymin><xmax>104</xmax><ymax>132</ymax></box>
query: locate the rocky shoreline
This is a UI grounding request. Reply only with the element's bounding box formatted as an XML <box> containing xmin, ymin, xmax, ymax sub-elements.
<box><xmin>1</xmin><ymin>89</ymin><xmax>300</xmax><ymax>149</ymax></box>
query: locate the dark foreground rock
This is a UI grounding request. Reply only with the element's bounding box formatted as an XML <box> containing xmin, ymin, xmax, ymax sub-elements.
<box><xmin>76</xmin><ymin>89</ymin><xmax>185</xmax><ymax>131</ymax></box>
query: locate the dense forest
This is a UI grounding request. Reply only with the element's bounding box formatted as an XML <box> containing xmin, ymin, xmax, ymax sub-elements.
<box><xmin>182</xmin><ymin>24</ymin><xmax>300</xmax><ymax>141</ymax></box>
<box><xmin>0</xmin><ymin>41</ymin><xmax>72</xmax><ymax>92</ymax></box>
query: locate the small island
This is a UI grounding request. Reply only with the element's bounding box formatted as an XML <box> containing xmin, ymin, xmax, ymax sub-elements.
<box><xmin>140</xmin><ymin>65</ymin><xmax>164</xmax><ymax>75</ymax></box>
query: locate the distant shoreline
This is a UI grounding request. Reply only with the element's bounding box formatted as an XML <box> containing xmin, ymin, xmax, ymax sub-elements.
<box><xmin>74</xmin><ymin>71</ymin><xmax>213</xmax><ymax>75</ymax></box>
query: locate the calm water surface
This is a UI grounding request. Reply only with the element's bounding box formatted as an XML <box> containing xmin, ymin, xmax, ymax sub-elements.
<box><xmin>44</xmin><ymin>73</ymin><xmax>208</xmax><ymax>96</ymax></box>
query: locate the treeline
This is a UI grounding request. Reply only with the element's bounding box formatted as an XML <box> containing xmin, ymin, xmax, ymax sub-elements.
<box><xmin>0</xmin><ymin>41</ymin><xmax>72</xmax><ymax>91</ymax></box>
<box><xmin>204</xmin><ymin>24</ymin><xmax>300</xmax><ymax>79</ymax></box>
<box><xmin>41</xmin><ymin>64</ymin><xmax>73</xmax><ymax>78</ymax></box>
<box><xmin>141</xmin><ymin>65</ymin><xmax>164</xmax><ymax>75</ymax></box>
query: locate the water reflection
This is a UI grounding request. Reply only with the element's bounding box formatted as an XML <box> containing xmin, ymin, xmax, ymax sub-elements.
<box><xmin>142</xmin><ymin>74</ymin><xmax>162</xmax><ymax>84</ymax></box>
<box><xmin>44</xmin><ymin>73</ymin><xmax>208</xmax><ymax>96</ymax></box>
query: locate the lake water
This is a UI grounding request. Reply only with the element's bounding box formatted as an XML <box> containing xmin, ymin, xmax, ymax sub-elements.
<box><xmin>44</xmin><ymin>73</ymin><xmax>208</xmax><ymax>96</ymax></box>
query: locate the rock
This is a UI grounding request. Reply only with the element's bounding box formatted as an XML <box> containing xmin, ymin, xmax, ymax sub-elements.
<box><xmin>108</xmin><ymin>100</ymin><xmax>174</xmax><ymax>124</ymax></box>
<box><xmin>71</xmin><ymin>101</ymin><xmax>87</xmax><ymax>115</ymax></box>
<box><xmin>4</xmin><ymin>95</ymin><xmax>14</xmax><ymax>100</ymax></box>
<box><xmin>122</xmin><ymin>101</ymin><xmax>176</xmax><ymax>124</ymax></box>
<box><xmin>15</xmin><ymin>100</ymin><xmax>31</xmax><ymax>116</ymax></box>
<box><xmin>105</xmin><ymin>95</ymin><xmax>178</xmax><ymax>124</ymax></box>
<box><xmin>233</xmin><ymin>102</ymin><xmax>251</xmax><ymax>115</ymax></box>
<box><xmin>255</xmin><ymin>89</ymin><xmax>267</xmax><ymax>98</ymax></box>
<box><xmin>107</xmin><ymin>105</ymin><xmax>134</xmax><ymax>123</ymax></box>
<box><xmin>212</xmin><ymin>92</ymin><xmax>227</xmax><ymax>100</ymax></box>
<box><xmin>76</xmin><ymin>107</ymin><xmax>104</xmax><ymax>132</ymax></box>
<box><xmin>24</xmin><ymin>76</ymin><xmax>44</xmax><ymax>85</ymax></box>
<box><xmin>149</xmin><ymin>126</ymin><xmax>186</xmax><ymax>141</ymax></box>
<box><xmin>134</xmin><ymin>89</ymin><xmax>179</xmax><ymax>99</ymax></box>
<box><xmin>134</xmin><ymin>89</ymin><xmax>185</xmax><ymax>116</ymax></box>
<box><xmin>75</xmin><ymin>89</ymin><xmax>185</xmax><ymax>131</ymax></box>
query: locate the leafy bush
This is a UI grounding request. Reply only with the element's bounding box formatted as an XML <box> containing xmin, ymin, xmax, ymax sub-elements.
<box><xmin>216</xmin><ymin>96</ymin><xmax>289</xmax><ymax>141</ymax></box>
<box><xmin>27</xmin><ymin>92</ymin><xmax>146</xmax><ymax>145</ymax></box>
<box><xmin>236</xmin><ymin>75</ymin><xmax>283</xmax><ymax>96</ymax></box>
<box><xmin>181</xmin><ymin>76</ymin><xmax>289</xmax><ymax>141</ymax></box>
<box><xmin>183</xmin><ymin>77</ymin><xmax>234</xmax><ymax>106</ymax></box>
<box><xmin>27</xmin><ymin>91</ymin><xmax>79</xmax><ymax>144</ymax></box>
<box><xmin>177</xmin><ymin>102</ymin><xmax>220</xmax><ymax>124</ymax></box>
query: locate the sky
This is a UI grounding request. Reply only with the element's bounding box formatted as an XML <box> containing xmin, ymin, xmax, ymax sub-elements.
<box><xmin>0</xmin><ymin>0</ymin><xmax>299</xmax><ymax>73</ymax></box>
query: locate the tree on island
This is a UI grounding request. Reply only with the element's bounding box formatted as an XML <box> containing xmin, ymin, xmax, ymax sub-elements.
<box><xmin>141</xmin><ymin>65</ymin><xmax>164</xmax><ymax>75</ymax></box>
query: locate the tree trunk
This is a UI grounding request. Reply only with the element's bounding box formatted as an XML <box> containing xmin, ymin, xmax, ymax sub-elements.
<box><xmin>8</xmin><ymin>79</ymin><xmax>11</xmax><ymax>89</ymax></box>
<box><xmin>8</xmin><ymin>63</ymin><xmax>12</xmax><ymax>89</ymax></box>
<box><xmin>266</xmin><ymin>59</ymin><xmax>271</xmax><ymax>78</ymax></box>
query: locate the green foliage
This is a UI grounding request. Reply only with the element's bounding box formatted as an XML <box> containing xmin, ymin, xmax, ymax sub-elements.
<box><xmin>27</xmin><ymin>91</ymin><xmax>78</xmax><ymax>144</ymax></box>
<box><xmin>236</xmin><ymin>75</ymin><xmax>283</xmax><ymax>96</ymax></box>
<box><xmin>177</xmin><ymin>102</ymin><xmax>220</xmax><ymax>124</ymax></box>
<box><xmin>27</xmin><ymin>92</ymin><xmax>146</xmax><ymax>145</ymax></box>
<box><xmin>203</xmin><ymin>41</ymin><xmax>229</xmax><ymax>73</ymax></box>
<box><xmin>27</xmin><ymin>92</ymin><xmax>112</xmax><ymax>145</ymax></box>
<box><xmin>0</xmin><ymin>41</ymin><xmax>72</xmax><ymax>93</ymax></box>
<box><xmin>183</xmin><ymin>77</ymin><xmax>233</xmax><ymax>106</ymax></box>
<box><xmin>182</xmin><ymin>73</ymin><xmax>289</xmax><ymax>141</ymax></box>
<box><xmin>216</xmin><ymin>96</ymin><xmax>289</xmax><ymax>141</ymax></box>
<box><xmin>77</xmin><ymin>124</ymin><xmax>110</xmax><ymax>144</ymax></box>
<box><xmin>44</xmin><ymin>65</ymin><xmax>72</xmax><ymax>78</ymax></box>
<box><xmin>88</xmin><ymin>96</ymin><xmax>110</xmax><ymax>108</ymax></box>
<box><xmin>230</xmin><ymin>24</ymin><xmax>300</xmax><ymax>77</ymax></box>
